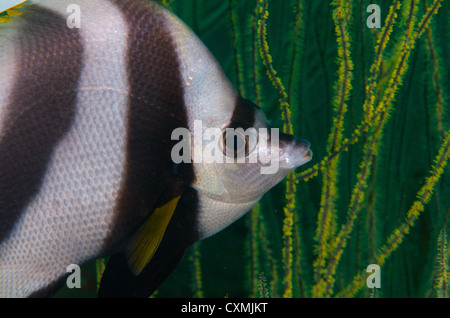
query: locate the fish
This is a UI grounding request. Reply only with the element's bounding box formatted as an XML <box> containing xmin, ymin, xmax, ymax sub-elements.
<box><xmin>0</xmin><ymin>0</ymin><xmax>312</xmax><ymax>297</ymax></box>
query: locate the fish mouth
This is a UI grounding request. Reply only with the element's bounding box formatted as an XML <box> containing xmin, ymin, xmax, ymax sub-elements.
<box><xmin>303</xmin><ymin>149</ymin><xmax>313</xmax><ymax>160</ymax></box>
<box><xmin>281</xmin><ymin>139</ymin><xmax>313</xmax><ymax>169</ymax></box>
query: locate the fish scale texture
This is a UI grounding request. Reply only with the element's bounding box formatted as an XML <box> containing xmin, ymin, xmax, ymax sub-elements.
<box><xmin>0</xmin><ymin>0</ymin><xmax>130</xmax><ymax>297</ymax></box>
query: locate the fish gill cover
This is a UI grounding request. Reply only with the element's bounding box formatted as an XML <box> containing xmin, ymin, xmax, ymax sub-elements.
<box><xmin>10</xmin><ymin>0</ymin><xmax>448</xmax><ymax>298</ymax></box>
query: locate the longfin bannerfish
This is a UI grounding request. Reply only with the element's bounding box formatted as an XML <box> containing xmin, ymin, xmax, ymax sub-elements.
<box><xmin>0</xmin><ymin>0</ymin><xmax>312</xmax><ymax>297</ymax></box>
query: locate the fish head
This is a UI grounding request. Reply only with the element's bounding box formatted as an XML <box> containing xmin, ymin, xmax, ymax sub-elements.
<box><xmin>163</xmin><ymin>5</ymin><xmax>312</xmax><ymax>239</ymax></box>
<box><xmin>190</xmin><ymin>97</ymin><xmax>312</xmax><ymax>204</ymax></box>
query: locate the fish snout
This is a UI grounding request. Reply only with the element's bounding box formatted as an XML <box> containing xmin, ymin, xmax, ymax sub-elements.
<box><xmin>279</xmin><ymin>133</ymin><xmax>312</xmax><ymax>169</ymax></box>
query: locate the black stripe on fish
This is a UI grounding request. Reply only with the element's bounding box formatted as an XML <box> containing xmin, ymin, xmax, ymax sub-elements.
<box><xmin>105</xmin><ymin>0</ymin><xmax>199</xmax><ymax>251</ymax></box>
<box><xmin>228</xmin><ymin>96</ymin><xmax>258</xmax><ymax>129</ymax></box>
<box><xmin>0</xmin><ymin>5</ymin><xmax>84</xmax><ymax>244</ymax></box>
<box><xmin>98</xmin><ymin>0</ymin><xmax>200</xmax><ymax>297</ymax></box>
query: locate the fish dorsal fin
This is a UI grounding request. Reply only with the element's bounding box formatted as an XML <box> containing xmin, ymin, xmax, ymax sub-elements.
<box><xmin>126</xmin><ymin>195</ymin><xmax>181</xmax><ymax>276</ymax></box>
<box><xmin>0</xmin><ymin>1</ymin><xmax>33</xmax><ymax>24</ymax></box>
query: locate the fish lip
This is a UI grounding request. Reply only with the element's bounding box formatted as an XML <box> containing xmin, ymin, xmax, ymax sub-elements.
<box><xmin>303</xmin><ymin>149</ymin><xmax>313</xmax><ymax>160</ymax></box>
<box><xmin>281</xmin><ymin>142</ymin><xmax>313</xmax><ymax>169</ymax></box>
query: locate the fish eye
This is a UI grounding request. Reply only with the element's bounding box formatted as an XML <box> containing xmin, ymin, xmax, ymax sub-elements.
<box><xmin>221</xmin><ymin>126</ymin><xmax>257</xmax><ymax>159</ymax></box>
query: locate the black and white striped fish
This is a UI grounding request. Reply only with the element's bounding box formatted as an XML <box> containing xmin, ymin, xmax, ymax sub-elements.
<box><xmin>0</xmin><ymin>0</ymin><xmax>312</xmax><ymax>297</ymax></box>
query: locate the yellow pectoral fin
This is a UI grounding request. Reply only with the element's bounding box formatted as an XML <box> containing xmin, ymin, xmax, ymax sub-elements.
<box><xmin>126</xmin><ymin>196</ymin><xmax>181</xmax><ymax>276</ymax></box>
